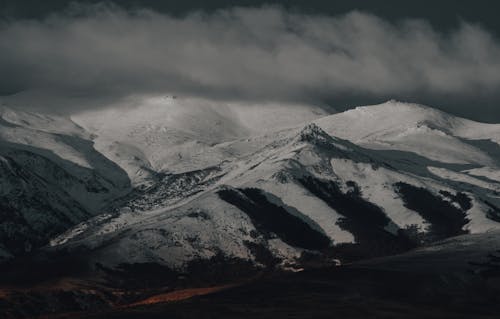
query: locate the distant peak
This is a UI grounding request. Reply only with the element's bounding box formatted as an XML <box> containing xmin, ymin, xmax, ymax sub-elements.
<box><xmin>343</xmin><ymin>100</ymin><xmax>452</xmax><ymax>122</ymax></box>
<box><xmin>378</xmin><ymin>100</ymin><xmax>436</xmax><ymax>112</ymax></box>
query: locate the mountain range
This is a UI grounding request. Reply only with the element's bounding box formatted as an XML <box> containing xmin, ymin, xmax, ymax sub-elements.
<box><xmin>1</xmin><ymin>98</ymin><xmax>500</xmax><ymax>317</ymax></box>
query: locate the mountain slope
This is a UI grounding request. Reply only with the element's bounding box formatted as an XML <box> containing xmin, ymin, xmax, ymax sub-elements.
<box><xmin>47</xmin><ymin>102</ymin><xmax>500</xmax><ymax>276</ymax></box>
<box><xmin>316</xmin><ymin>100</ymin><xmax>500</xmax><ymax>166</ymax></box>
<box><xmin>71</xmin><ymin>96</ymin><xmax>327</xmax><ymax>186</ymax></box>
<box><xmin>0</xmin><ymin>107</ymin><xmax>131</xmax><ymax>261</ymax></box>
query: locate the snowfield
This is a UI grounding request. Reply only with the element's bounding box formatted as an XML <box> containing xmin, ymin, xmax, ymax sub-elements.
<box><xmin>71</xmin><ymin>96</ymin><xmax>327</xmax><ymax>186</ymax></box>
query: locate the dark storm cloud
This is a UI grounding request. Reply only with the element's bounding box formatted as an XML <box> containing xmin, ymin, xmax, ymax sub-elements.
<box><xmin>1</xmin><ymin>4</ymin><xmax>500</xmax><ymax>121</ymax></box>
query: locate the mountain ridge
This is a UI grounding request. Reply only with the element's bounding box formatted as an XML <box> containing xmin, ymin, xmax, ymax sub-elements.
<box><xmin>1</xmin><ymin>99</ymin><xmax>499</xmax><ymax>271</ymax></box>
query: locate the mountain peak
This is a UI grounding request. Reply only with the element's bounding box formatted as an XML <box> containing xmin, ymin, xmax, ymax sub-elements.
<box><xmin>297</xmin><ymin>123</ymin><xmax>333</xmax><ymax>144</ymax></box>
<box><xmin>353</xmin><ymin>100</ymin><xmax>437</xmax><ymax>115</ymax></box>
<box><xmin>315</xmin><ymin>100</ymin><xmax>464</xmax><ymax>142</ymax></box>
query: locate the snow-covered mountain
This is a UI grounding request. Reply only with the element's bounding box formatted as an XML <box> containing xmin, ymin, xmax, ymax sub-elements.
<box><xmin>0</xmin><ymin>97</ymin><xmax>327</xmax><ymax>262</ymax></box>
<box><xmin>22</xmin><ymin>99</ymin><xmax>496</xmax><ymax>277</ymax></box>
<box><xmin>1</xmin><ymin>99</ymin><xmax>500</xmax><ymax>278</ymax></box>
<box><xmin>317</xmin><ymin>100</ymin><xmax>500</xmax><ymax>166</ymax></box>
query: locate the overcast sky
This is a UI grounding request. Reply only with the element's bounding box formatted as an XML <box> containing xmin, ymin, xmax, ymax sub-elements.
<box><xmin>1</xmin><ymin>1</ymin><xmax>500</xmax><ymax>122</ymax></box>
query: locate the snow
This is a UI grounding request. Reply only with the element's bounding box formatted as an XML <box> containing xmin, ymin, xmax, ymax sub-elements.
<box><xmin>465</xmin><ymin>199</ymin><xmax>500</xmax><ymax>233</ymax></box>
<box><xmin>428</xmin><ymin>166</ymin><xmax>500</xmax><ymax>192</ymax></box>
<box><xmin>0</xmin><ymin>108</ymin><xmax>131</xmax><ymax>212</ymax></box>
<box><xmin>0</xmin><ymin>106</ymin><xmax>104</xmax><ymax>170</ymax></box>
<box><xmin>71</xmin><ymin>95</ymin><xmax>326</xmax><ymax>185</ymax></box>
<box><xmin>0</xmin><ymin>106</ymin><xmax>89</xmax><ymax>138</ymax></box>
<box><xmin>464</xmin><ymin>167</ymin><xmax>500</xmax><ymax>183</ymax></box>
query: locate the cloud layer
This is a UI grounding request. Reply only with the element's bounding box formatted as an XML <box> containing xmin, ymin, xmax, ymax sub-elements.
<box><xmin>1</xmin><ymin>5</ymin><xmax>500</xmax><ymax>120</ymax></box>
